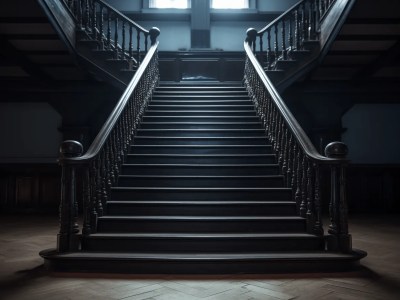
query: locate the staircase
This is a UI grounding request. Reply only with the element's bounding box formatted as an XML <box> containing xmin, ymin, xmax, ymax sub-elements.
<box><xmin>41</xmin><ymin>82</ymin><xmax>365</xmax><ymax>273</ymax></box>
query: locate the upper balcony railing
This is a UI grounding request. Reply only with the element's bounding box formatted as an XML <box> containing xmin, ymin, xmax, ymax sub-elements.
<box><xmin>63</xmin><ymin>0</ymin><xmax>151</xmax><ymax>65</ymax></box>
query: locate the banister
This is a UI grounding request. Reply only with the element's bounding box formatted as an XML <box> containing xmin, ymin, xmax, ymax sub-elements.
<box><xmin>244</xmin><ymin>33</ymin><xmax>352</xmax><ymax>253</ymax></box>
<box><xmin>244</xmin><ymin>42</ymin><xmax>342</xmax><ymax>165</ymax></box>
<box><xmin>60</xmin><ymin>40</ymin><xmax>159</xmax><ymax>165</ymax></box>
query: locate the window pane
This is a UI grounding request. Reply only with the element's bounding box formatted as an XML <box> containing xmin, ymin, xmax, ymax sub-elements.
<box><xmin>149</xmin><ymin>0</ymin><xmax>189</xmax><ymax>9</ymax></box>
<box><xmin>211</xmin><ymin>0</ymin><xmax>249</xmax><ymax>9</ymax></box>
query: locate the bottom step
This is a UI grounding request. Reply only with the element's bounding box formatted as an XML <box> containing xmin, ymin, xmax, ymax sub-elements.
<box><xmin>40</xmin><ymin>249</ymin><xmax>366</xmax><ymax>274</ymax></box>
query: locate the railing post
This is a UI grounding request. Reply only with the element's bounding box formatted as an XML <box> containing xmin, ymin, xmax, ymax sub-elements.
<box><xmin>57</xmin><ymin>140</ymin><xmax>83</xmax><ymax>253</ymax></box>
<box><xmin>246</xmin><ymin>28</ymin><xmax>257</xmax><ymax>53</ymax></box>
<box><xmin>325</xmin><ymin>142</ymin><xmax>352</xmax><ymax>253</ymax></box>
<box><xmin>149</xmin><ymin>27</ymin><xmax>161</xmax><ymax>45</ymax></box>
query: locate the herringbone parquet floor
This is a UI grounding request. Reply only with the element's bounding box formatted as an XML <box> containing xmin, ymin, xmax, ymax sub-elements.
<box><xmin>1</xmin><ymin>214</ymin><xmax>399</xmax><ymax>300</ymax></box>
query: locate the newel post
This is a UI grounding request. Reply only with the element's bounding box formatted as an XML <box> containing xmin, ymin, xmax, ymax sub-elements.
<box><xmin>325</xmin><ymin>141</ymin><xmax>352</xmax><ymax>253</ymax></box>
<box><xmin>57</xmin><ymin>140</ymin><xmax>83</xmax><ymax>253</ymax></box>
<box><xmin>246</xmin><ymin>28</ymin><xmax>258</xmax><ymax>52</ymax></box>
<box><xmin>149</xmin><ymin>27</ymin><xmax>160</xmax><ymax>45</ymax></box>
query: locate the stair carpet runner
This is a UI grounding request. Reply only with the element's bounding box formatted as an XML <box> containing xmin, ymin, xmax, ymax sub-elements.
<box><xmin>64</xmin><ymin>82</ymin><xmax>358</xmax><ymax>273</ymax></box>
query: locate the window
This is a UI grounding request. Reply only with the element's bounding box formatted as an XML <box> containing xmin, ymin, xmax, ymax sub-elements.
<box><xmin>211</xmin><ymin>0</ymin><xmax>249</xmax><ymax>9</ymax></box>
<box><xmin>149</xmin><ymin>0</ymin><xmax>190</xmax><ymax>9</ymax></box>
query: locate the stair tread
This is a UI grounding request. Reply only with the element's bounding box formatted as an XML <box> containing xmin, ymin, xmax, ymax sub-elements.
<box><xmin>108</xmin><ymin>200</ymin><xmax>294</xmax><ymax>205</ymax></box>
<box><xmin>127</xmin><ymin>154</ymin><xmax>274</xmax><ymax>157</ymax></box>
<box><xmin>88</xmin><ymin>233</ymin><xmax>318</xmax><ymax>239</ymax></box>
<box><xmin>99</xmin><ymin>216</ymin><xmax>303</xmax><ymax>220</ymax></box>
<box><xmin>122</xmin><ymin>163</ymin><xmax>278</xmax><ymax>167</ymax></box>
<box><xmin>111</xmin><ymin>187</ymin><xmax>290</xmax><ymax>191</ymax></box>
<box><xmin>45</xmin><ymin>251</ymin><xmax>364</xmax><ymax>261</ymax></box>
<box><xmin>132</xmin><ymin>144</ymin><xmax>269</xmax><ymax>147</ymax></box>
<box><xmin>140</xmin><ymin>122</ymin><xmax>262</xmax><ymax>125</ymax></box>
<box><xmin>137</xmin><ymin>129</ymin><xmax>264</xmax><ymax>131</ymax></box>
<box><xmin>135</xmin><ymin>136</ymin><xmax>267</xmax><ymax>139</ymax></box>
<box><xmin>118</xmin><ymin>175</ymin><xmax>282</xmax><ymax>178</ymax></box>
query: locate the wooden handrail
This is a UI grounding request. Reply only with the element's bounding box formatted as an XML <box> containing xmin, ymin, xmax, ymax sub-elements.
<box><xmin>244</xmin><ymin>42</ymin><xmax>342</xmax><ymax>165</ymax></box>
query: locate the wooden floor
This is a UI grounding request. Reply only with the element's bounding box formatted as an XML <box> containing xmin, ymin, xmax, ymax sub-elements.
<box><xmin>1</xmin><ymin>214</ymin><xmax>399</xmax><ymax>300</ymax></box>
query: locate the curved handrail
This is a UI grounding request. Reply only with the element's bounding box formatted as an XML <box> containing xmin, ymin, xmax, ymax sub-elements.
<box><xmin>244</xmin><ymin>41</ymin><xmax>343</xmax><ymax>165</ymax></box>
<box><xmin>60</xmin><ymin>41</ymin><xmax>159</xmax><ymax>164</ymax></box>
<box><xmin>258</xmin><ymin>0</ymin><xmax>304</xmax><ymax>35</ymax></box>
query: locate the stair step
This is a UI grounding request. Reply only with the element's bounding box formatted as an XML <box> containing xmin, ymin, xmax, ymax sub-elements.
<box><xmin>97</xmin><ymin>215</ymin><xmax>306</xmax><ymax>233</ymax></box>
<box><xmin>136</xmin><ymin>129</ymin><xmax>265</xmax><ymax>137</ymax></box>
<box><xmin>117</xmin><ymin>175</ymin><xmax>284</xmax><ymax>187</ymax></box>
<box><xmin>110</xmin><ymin>187</ymin><xmax>292</xmax><ymax>201</ymax></box>
<box><xmin>40</xmin><ymin>249</ymin><xmax>367</xmax><ymax>273</ymax></box>
<box><xmin>139</xmin><ymin>122</ymin><xmax>263</xmax><ymax>130</ymax></box>
<box><xmin>153</xmin><ymin>91</ymin><xmax>248</xmax><ymax>96</ymax></box>
<box><xmin>83</xmin><ymin>233</ymin><xmax>323</xmax><ymax>252</ymax></box>
<box><xmin>121</xmin><ymin>164</ymin><xmax>280</xmax><ymax>175</ymax></box>
<box><xmin>133</xmin><ymin>136</ymin><xmax>269</xmax><ymax>145</ymax></box>
<box><xmin>145</xmin><ymin>110</ymin><xmax>257</xmax><ymax>116</ymax></box>
<box><xmin>142</xmin><ymin>116</ymin><xmax>260</xmax><ymax>122</ymax></box>
<box><xmin>130</xmin><ymin>145</ymin><xmax>272</xmax><ymax>154</ymax></box>
<box><xmin>150</xmin><ymin>100</ymin><xmax>253</xmax><ymax>105</ymax></box>
<box><xmin>152</xmin><ymin>95</ymin><xmax>250</xmax><ymax>101</ymax></box>
<box><xmin>125</xmin><ymin>154</ymin><xmax>276</xmax><ymax>164</ymax></box>
<box><xmin>147</xmin><ymin>105</ymin><xmax>255</xmax><ymax>111</ymax></box>
<box><xmin>106</xmin><ymin>200</ymin><xmax>297</xmax><ymax>216</ymax></box>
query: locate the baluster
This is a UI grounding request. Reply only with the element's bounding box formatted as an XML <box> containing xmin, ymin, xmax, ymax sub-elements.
<box><xmin>76</xmin><ymin>0</ymin><xmax>83</xmax><ymax>29</ymax></box>
<box><xmin>91</xmin><ymin>0</ymin><xmax>97</xmax><ymax>40</ymax></box>
<box><xmin>82</xmin><ymin>167</ymin><xmax>91</xmax><ymax>236</ymax></box>
<box><xmin>266</xmin><ymin>29</ymin><xmax>272</xmax><ymax>70</ymax></box>
<box><xmin>98</xmin><ymin>5</ymin><xmax>104</xmax><ymax>49</ymax></box>
<box><xmin>145</xmin><ymin>34</ymin><xmax>149</xmax><ymax>52</ymax></box>
<box><xmin>85</xmin><ymin>0</ymin><xmax>90</xmax><ymax>30</ymax></box>
<box><xmin>313</xmin><ymin>163</ymin><xmax>323</xmax><ymax>235</ymax></box>
<box><xmin>308</xmin><ymin>0</ymin><xmax>315</xmax><ymax>40</ymax></box>
<box><xmin>300</xmin><ymin>154</ymin><xmax>307</xmax><ymax>217</ymax></box>
<box><xmin>95</xmin><ymin>157</ymin><xmax>103</xmax><ymax>216</ymax></box>
<box><xmin>315</xmin><ymin>0</ymin><xmax>320</xmax><ymax>31</ymax></box>
<box><xmin>286</xmin><ymin>134</ymin><xmax>293</xmax><ymax>187</ymax></box>
<box><xmin>89</xmin><ymin>161</ymin><xmax>98</xmax><ymax>232</ymax></box>
<box><xmin>107</xmin><ymin>10</ymin><xmax>111</xmax><ymax>50</ymax></box>
<box><xmin>295</xmin><ymin>148</ymin><xmax>302</xmax><ymax>209</ymax></box>
<box><xmin>281</xmin><ymin>19</ymin><xmax>287</xmax><ymax>60</ymax></box>
<box><xmin>129</xmin><ymin>25</ymin><xmax>133</xmax><ymax>59</ymax></box>
<box><xmin>291</xmin><ymin>142</ymin><xmax>297</xmax><ymax>188</ymax></box>
<box><xmin>302</xmin><ymin>3</ymin><xmax>307</xmax><ymax>43</ymax></box>
<box><xmin>274</xmin><ymin>23</ymin><xmax>279</xmax><ymax>64</ymax></box>
<box><xmin>288</xmin><ymin>12</ymin><xmax>293</xmax><ymax>56</ymax></box>
<box><xmin>295</xmin><ymin>9</ymin><xmax>300</xmax><ymax>50</ymax></box>
<box><xmin>121</xmin><ymin>20</ymin><xmax>126</xmax><ymax>59</ymax></box>
<box><xmin>306</xmin><ymin>158</ymin><xmax>313</xmax><ymax>232</ymax></box>
<box><xmin>259</xmin><ymin>33</ymin><xmax>264</xmax><ymax>67</ymax></box>
<box><xmin>281</xmin><ymin>128</ymin><xmax>288</xmax><ymax>185</ymax></box>
<box><xmin>137</xmin><ymin>29</ymin><xmax>141</xmax><ymax>65</ymax></box>
<box><xmin>114</xmin><ymin>17</ymin><xmax>119</xmax><ymax>59</ymax></box>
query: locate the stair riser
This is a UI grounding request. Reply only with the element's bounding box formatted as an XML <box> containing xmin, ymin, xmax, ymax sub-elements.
<box><xmin>133</xmin><ymin>137</ymin><xmax>269</xmax><ymax>145</ymax></box>
<box><xmin>130</xmin><ymin>146</ymin><xmax>272</xmax><ymax>154</ymax></box>
<box><xmin>107</xmin><ymin>203</ymin><xmax>297</xmax><ymax>216</ymax></box>
<box><xmin>147</xmin><ymin>105</ymin><xmax>255</xmax><ymax>111</ymax></box>
<box><xmin>145</xmin><ymin>111</ymin><xmax>257</xmax><ymax>116</ymax></box>
<box><xmin>117</xmin><ymin>177</ymin><xmax>284</xmax><ymax>187</ymax></box>
<box><xmin>121</xmin><ymin>165</ymin><xmax>280</xmax><ymax>176</ymax></box>
<box><xmin>83</xmin><ymin>238</ymin><xmax>323</xmax><ymax>253</ymax></box>
<box><xmin>151</xmin><ymin>98</ymin><xmax>251</xmax><ymax>103</ymax></box>
<box><xmin>125</xmin><ymin>155</ymin><xmax>276</xmax><ymax>164</ymax></box>
<box><xmin>136</xmin><ymin>130</ymin><xmax>265</xmax><ymax>137</ymax></box>
<box><xmin>111</xmin><ymin>189</ymin><xmax>292</xmax><ymax>201</ymax></box>
<box><xmin>139</xmin><ymin>123</ymin><xmax>263</xmax><ymax>130</ymax></box>
<box><xmin>142</xmin><ymin>116</ymin><xmax>260</xmax><ymax>122</ymax></box>
<box><xmin>97</xmin><ymin>219</ymin><xmax>306</xmax><ymax>233</ymax></box>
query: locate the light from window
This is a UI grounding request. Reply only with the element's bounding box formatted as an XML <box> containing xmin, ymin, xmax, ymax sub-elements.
<box><xmin>149</xmin><ymin>0</ymin><xmax>190</xmax><ymax>9</ymax></box>
<box><xmin>211</xmin><ymin>0</ymin><xmax>249</xmax><ymax>9</ymax></box>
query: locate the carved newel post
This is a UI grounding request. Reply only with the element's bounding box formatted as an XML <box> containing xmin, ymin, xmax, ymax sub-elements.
<box><xmin>325</xmin><ymin>141</ymin><xmax>352</xmax><ymax>253</ymax></box>
<box><xmin>149</xmin><ymin>27</ymin><xmax>160</xmax><ymax>45</ymax></box>
<box><xmin>246</xmin><ymin>28</ymin><xmax>258</xmax><ymax>52</ymax></box>
<box><xmin>58</xmin><ymin>140</ymin><xmax>83</xmax><ymax>253</ymax></box>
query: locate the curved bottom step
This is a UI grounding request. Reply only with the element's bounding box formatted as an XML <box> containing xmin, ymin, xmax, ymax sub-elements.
<box><xmin>40</xmin><ymin>249</ymin><xmax>367</xmax><ymax>274</ymax></box>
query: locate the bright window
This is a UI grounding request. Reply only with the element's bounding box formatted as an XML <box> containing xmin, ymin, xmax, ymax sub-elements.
<box><xmin>149</xmin><ymin>0</ymin><xmax>190</xmax><ymax>9</ymax></box>
<box><xmin>211</xmin><ymin>0</ymin><xmax>249</xmax><ymax>9</ymax></box>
